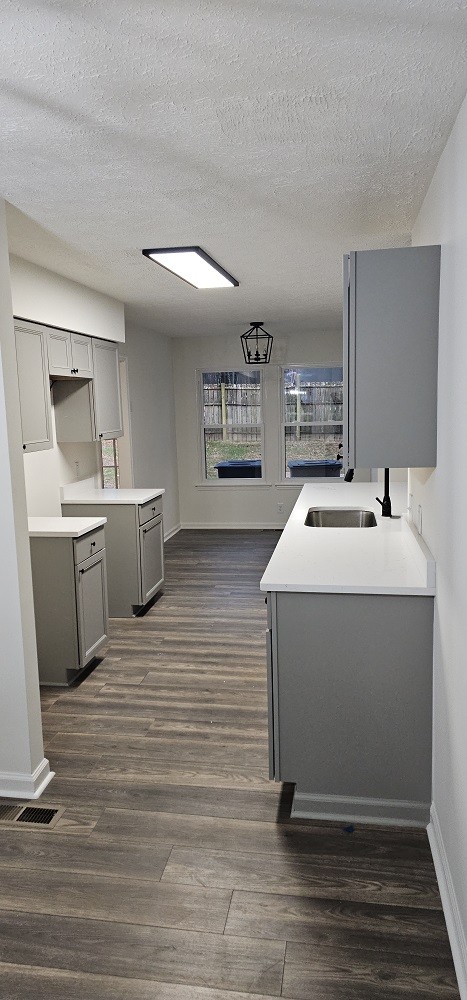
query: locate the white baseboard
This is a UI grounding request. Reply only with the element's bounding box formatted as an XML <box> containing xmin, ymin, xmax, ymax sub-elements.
<box><xmin>164</xmin><ymin>523</ymin><xmax>181</xmax><ymax>541</ymax></box>
<box><xmin>291</xmin><ymin>789</ymin><xmax>430</xmax><ymax>827</ymax></box>
<box><xmin>428</xmin><ymin>804</ymin><xmax>467</xmax><ymax>1000</ymax></box>
<box><xmin>180</xmin><ymin>522</ymin><xmax>284</xmax><ymax>530</ymax></box>
<box><xmin>0</xmin><ymin>758</ymin><xmax>55</xmax><ymax>800</ymax></box>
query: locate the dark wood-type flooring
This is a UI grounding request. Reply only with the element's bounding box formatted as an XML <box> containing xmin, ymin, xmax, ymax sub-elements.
<box><xmin>0</xmin><ymin>529</ymin><xmax>459</xmax><ymax>999</ymax></box>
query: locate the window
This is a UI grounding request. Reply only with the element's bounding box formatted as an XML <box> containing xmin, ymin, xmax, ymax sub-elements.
<box><xmin>282</xmin><ymin>366</ymin><xmax>343</xmax><ymax>479</ymax></box>
<box><xmin>101</xmin><ymin>438</ymin><xmax>120</xmax><ymax>488</ymax></box>
<box><xmin>200</xmin><ymin>370</ymin><xmax>263</xmax><ymax>480</ymax></box>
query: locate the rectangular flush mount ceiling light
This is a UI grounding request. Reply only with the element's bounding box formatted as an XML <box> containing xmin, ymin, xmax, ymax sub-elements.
<box><xmin>142</xmin><ymin>246</ymin><xmax>239</xmax><ymax>289</ymax></box>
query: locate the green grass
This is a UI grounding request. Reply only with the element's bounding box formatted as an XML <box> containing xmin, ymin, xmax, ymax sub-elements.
<box><xmin>205</xmin><ymin>441</ymin><xmax>261</xmax><ymax>479</ymax></box>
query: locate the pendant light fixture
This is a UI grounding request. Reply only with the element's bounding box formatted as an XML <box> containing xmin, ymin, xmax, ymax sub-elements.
<box><xmin>241</xmin><ymin>322</ymin><xmax>273</xmax><ymax>364</ymax></box>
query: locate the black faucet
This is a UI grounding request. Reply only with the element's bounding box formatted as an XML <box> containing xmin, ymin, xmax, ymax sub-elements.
<box><xmin>376</xmin><ymin>468</ymin><xmax>392</xmax><ymax>517</ymax></box>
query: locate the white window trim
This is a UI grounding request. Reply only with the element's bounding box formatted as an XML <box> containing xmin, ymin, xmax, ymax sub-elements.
<box><xmin>197</xmin><ymin>367</ymin><xmax>266</xmax><ymax>484</ymax></box>
<box><xmin>100</xmin><ymin>437</ymin><xmax>119</xmax><ymax>489</ymax></box>
<box><xmin>279</xmin><ymin>363</ymin><xmax>344</xmax><ymax>485</ymax></box>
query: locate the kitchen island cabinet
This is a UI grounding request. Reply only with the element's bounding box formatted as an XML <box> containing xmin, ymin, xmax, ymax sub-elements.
<box><xmin>261</xmin><ymin>482</ymin><xmax>436</xmax><ymax>827</ymax></box>
<box><xmin>61</xmin><ymin>489</ymin><xmax>165</xmax><ymax>617</ymax></box>
<box><xmin>28</xmin><ymin>517</ymin><xmax>108</xmax><ymax>686</ymax></box>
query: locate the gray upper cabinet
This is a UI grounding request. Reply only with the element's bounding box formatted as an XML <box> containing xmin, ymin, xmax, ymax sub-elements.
<box><xmin>71</xmin><ymin>333</ymin><xmax>93</xmax><ymax>378</ymax></box>
<box><xmin>48</xmin><ymin>328</ymin><xmax>72</xmax><ymax>376</ymax></box>
<box><xmin>54</xmin><ymin>336</ymin><xmax>123</xmax><ymax>442</ymax></box>
<box><xmin>14</xmin><ymin>320</ymin><xmax>53</xmax><ymax>453</ymax></box>
<box><xmin>343</xmin><ymin>245</ymin><xmax>440</xmax><ymax>469</ymax></box>
<box><xmin>48</xmin><ymin>328</ymin><xmax>94</xmax><ymax>378</ymax></box>
<box><xmin>92</xmin><ymin>338</ymin><xmax>123</xmax><ymax>439</ymax></box>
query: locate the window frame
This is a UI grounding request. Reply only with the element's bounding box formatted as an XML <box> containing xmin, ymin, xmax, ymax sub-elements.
<box><xmin>197</xmin><ymin>368</ymin><xmax>266</xmax><ymax>485</ymax></box>
<box><xmin>279</xmin><ymin>364</ymin><xmax>344</xmax><ymax>485</ymax></box>
<box><xmin>100</xmin><ymin>437</ymin><xmax>120</xmax><ymax>489</ymax></box>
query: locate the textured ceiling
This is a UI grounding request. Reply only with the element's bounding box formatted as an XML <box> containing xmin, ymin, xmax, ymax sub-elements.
<box><xmin>2</xmin><ymin>0</ymin><xmax>467</xmax><ymax>337</ymax></box>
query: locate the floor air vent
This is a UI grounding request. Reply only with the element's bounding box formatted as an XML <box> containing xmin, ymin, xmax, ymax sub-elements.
<box><xmin>0</xmin><ymin>804</ymin><xmax>22</xmax><ymax>822</ymax></box>
<box><xmin>17</xmin><ymin>807</ymin><xmax>59</xmax><ymax>826</ymax></box>
<box><xmin>0</xmin><ymin>803</ymin><xmax>63</xmax><ymax>829</ymax></box>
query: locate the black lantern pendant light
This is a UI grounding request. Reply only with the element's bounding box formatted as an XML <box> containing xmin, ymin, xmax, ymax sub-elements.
<box><xmin>241</xmin><ymin>322</ymin><xmax>273</xmax><ymax>364</ymax></box>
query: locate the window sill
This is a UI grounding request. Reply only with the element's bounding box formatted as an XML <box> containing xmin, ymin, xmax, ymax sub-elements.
<box><xmin>195</xmin><ymin>481</ymin><xmax>273</xmax><ymax>488</ymax></box>
<box><xmin>276</xmin><ymin>478</ymin><xmax>344</xmax><ymax>487</ymax></box>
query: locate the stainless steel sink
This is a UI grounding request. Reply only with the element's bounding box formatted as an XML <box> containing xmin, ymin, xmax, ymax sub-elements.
<box><xmin>304</xmin><ymin>507</ymin><xmax>377</xmax><ymax>528</ymax></box>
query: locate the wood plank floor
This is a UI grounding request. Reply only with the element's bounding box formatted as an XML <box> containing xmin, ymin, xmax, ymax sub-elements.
<box><xmin>0</xmin><ymin>529</ymin><xmax>459</xmax><ymax>999</ymax></box>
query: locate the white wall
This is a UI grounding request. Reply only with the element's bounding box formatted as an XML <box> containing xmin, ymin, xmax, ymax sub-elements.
<box><xmin>10</xmin><ymin>256</ymin><xmax>125</xmax><ymax>343</ymax></box>
<box><xmin>172</xmin><ymin>329</ymin><xmax>342</xmax><ymax>528</ymax></box>
<box><xmin>120</xmin><ymin>325</ymin><xmax>180</xmax><ymax>537</ymax></box>
<box><xmin>0</xmin><ymin>201</ymin><xmax>52</xmax><ymax>799</ymax></box>
<box><xmin>410</xmin><ymin>92</ymin><xmax>467</xmax><ymax>994</ymax></box>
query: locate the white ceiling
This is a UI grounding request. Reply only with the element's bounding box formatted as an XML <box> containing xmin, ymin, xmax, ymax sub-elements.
<box><xmin>2</xmin><ymin>0</ymin><xmax>467</xmax><ymax>337</ymax></box>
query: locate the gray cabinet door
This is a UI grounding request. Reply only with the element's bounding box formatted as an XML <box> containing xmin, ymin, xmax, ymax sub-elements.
<box><xmin>344</xmin><ymin>245</ymin><xmax>440</xmax><ymax>469</ymax></box>
<box><xmin>92</xmin><ymin>338</ymin><xmax>123</xmax><ymax>439</ymax></box>
<box><xmin>15</xmin><ymin>321</ymin><xmax>53</xmax><ymax>452</ymax></box>
<box><xmin>139</xmin><ymin>515</ymin><xmax>164</xmax><ymax>605</ymax></box>
<box><xmin>48</xmin><ymin>328</ymin><xmax>93</xmax><ymax>378</ymax></box>
<box><xmin>75</xmin><ymin>549</ymin><xmax>109</xmax><ymax>666</ymax></box>
<box><xmin>71</xmin><ymin>333</ymin><xmax>93</xmax><ymax>377</ymax></box>
<box><xmin>48</xmin><ymin>328</ymin><xmax>72</xmax><ymax>375</ymax></box>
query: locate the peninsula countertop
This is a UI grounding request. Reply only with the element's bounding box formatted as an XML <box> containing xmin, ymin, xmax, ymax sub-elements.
<box><xmin>60</xmin><ymin>488</ymin><xmax>165</xmax><ymax>506</ymax></box>
<box><xmin>260</xmin><ymin>482</ymin><xmax>435</xmax><ymax>596</ymax></box>
<box><xmin>28</xmin><ymin>516</ymin><xmax>107</xmax><ymax>538</ymax></box>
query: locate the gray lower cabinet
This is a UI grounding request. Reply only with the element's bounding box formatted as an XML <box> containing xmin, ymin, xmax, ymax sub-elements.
<box><xmin>267</xmin><ymin>590</ymin><xmax>434</xmax><ymax>824</ymax></box>
<box><xmin>29</xmin><ymin>528</ymin><xmax>108</xmax><ymax>685</ymax></box>
<box><xmin>61</xmin><ymin>499</ymin><xmax>164</xmax><ymax>616</ymax></box>
<box><xmin>140</xmin><ymin>516</ymin><xmax>164</xmax><ymax>605</ymax></box>
<box><xmin>14</xmin><ymin>320</ymin><xmax>53</xmax><ymax>452</ymax></box>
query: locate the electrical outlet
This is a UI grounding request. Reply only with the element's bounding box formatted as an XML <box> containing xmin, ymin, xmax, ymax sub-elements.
<box><xmin>277</xmin><ymin>502</ymin><xmax>284</xmax><ymax>513</ymax></box>
<box><xmin>408</xmin><ymin>493</ymin><xmax>414</xmax><ymax>521</ymax></box>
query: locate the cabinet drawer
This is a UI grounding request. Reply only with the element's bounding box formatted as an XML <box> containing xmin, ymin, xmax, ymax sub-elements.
<box><xmin>138</xmin><ymin>497</ymin><xmax>163</xmax><ymax>525</ymax></box>
<box><xmin>74</xmin><ymin>527</ymin><xmax>105</xmax><ymax>565</ymax></box>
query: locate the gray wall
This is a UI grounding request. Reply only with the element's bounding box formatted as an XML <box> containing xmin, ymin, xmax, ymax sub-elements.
<box><xmin>410</xmin><ymin>90</ymin><xmax>467</xmax><ymax>991</ymax></box>
<box><xmin>120</xmin><ymin>324</ymin><xmax>180</xmax><ymax>537</ymax></box>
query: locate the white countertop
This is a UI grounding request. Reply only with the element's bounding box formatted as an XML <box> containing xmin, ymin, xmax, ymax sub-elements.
<box><xmin>260</xmin><ymin>482</ymin><xmax>435</xmax><ymax>596</ymax></box>
<box><xmin>61</xmin><ymin>488</ymin><xmax>165</xmax><ymax>506</ymax></box>
<box><xmin>28</xmin><ymin>516</ymin><xmax>106</xmax><ymax>538</ymax></box>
